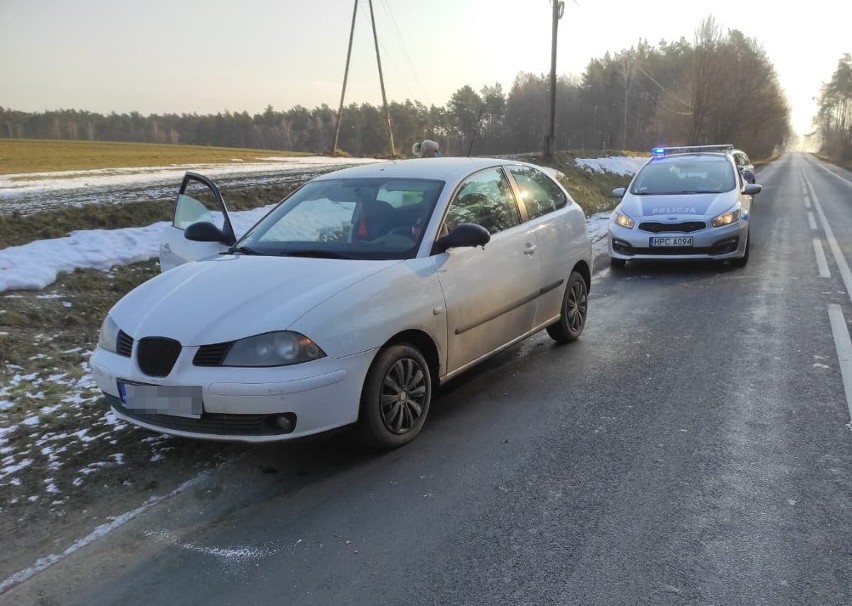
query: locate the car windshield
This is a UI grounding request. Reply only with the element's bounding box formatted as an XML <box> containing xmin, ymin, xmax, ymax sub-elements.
<box><xmin>630</xmin><ymin>158</ymin><xmax>735</xmax><ymax>195</ymax></box>
<box><xmin>235</xmin><ymin>177</ymin><xmax>445</xmax><ymax>260</ymax></box>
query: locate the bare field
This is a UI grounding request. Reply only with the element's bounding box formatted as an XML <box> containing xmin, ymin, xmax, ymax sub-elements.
<box><xmin>0</xmin><ymin>139</ymin><xmax>310</xmax><ymax>175</ymax></box>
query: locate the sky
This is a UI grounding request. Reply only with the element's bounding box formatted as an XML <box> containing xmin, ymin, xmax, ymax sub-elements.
<box><xmin>0</xmin><ymin>1</ymin><xmax>849</xmax><ymax>135</ymax></box>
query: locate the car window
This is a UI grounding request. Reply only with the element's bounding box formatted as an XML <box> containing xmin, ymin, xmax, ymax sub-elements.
<box><xmin>445</xmin><ymin>168</ymin><xmax>520</xmax><ymax>234</ymax></box>
<box><xmin>734</xmin><ymin>152</ymin><xmax>750</xmax><ymax>168</ymax></box>
<box><xmin>260</xmin><ymin>199</ymin><xmax>356</xmax><ymax>243</ymax></box>
<box><xmin>631</xmin><ymin>159</ymin><xmax>736</xmax><ymax>195</ymax></box>
<box><xmin>173</xmin><ymin>179</ymin><xmax>225</xmax><ymax>230</ymax></box>
<box><xmin>507</xmin><ymin>165</ymin><xmax>567</xmax><ymax>220</ymax></box>
<box><xmin>237</xmin><ymin>177</ymin><xmax>444</xmax><ymax>260</ymax></box>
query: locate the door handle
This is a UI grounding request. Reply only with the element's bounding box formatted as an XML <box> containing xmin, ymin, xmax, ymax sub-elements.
<box><xmin>523</xmin><ymin>243</ymin><xmax>536</xmax><ymax>256</ymax></box>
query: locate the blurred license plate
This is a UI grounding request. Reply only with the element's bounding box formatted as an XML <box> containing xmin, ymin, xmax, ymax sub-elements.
<box><xmin>650</xmin><ymin>236</ymin><xmax>693</xmax><ymax>247</ymax></box>
<box><xmin>117</xmin><ymin>381</ymin><xmax>202</xmax><ymax>418</ymax></box>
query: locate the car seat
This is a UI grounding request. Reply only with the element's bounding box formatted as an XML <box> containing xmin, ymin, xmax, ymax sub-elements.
<box><xmin>354</xmin><ymin>200</ymin><xmax>395</xmax><ymax>241</ymax></box>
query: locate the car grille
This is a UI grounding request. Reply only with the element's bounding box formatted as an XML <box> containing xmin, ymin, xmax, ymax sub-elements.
<box><xmin>638</xmin><ymin>221</ymin><xmax>706</xmax><ymax>233</ymax></box>
<box><xmin>194</xmin><ymin>342</ymin><xmax>233</xmax><ymax>366</ymax></box>
<box><xmin>116</xmin><ymin>330</ymin><xmax>134</xmax><ymax>358</ymax></box>
<box><xmin>137</xmin><ymin>337</ymin><xmax>182</xmax><ymax>377</ymax></box>
<box><xmin>639</xmin><ymin>246</ymin><xmax>716</xmax><ymax>255</ymax></box>
<box><xmin>109</xmin><ymin>396</ymin><xmax>295</xmax><ymax>436</ymax></box>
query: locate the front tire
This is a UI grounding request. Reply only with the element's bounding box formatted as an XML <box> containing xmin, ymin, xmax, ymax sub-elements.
<box><xmin>546</xmin><ymin>271</ymin><xmax>588</xmax><ymax>344</ymax></box>
<box><xmin>731</xmin><ymin>230</ymin><xmax>750</xmax><ymax>268</ymax></box>
<box><xmin>356</xmin><ymin>344</ymin><xmax>432</xmax><ymax>449</ymax></box>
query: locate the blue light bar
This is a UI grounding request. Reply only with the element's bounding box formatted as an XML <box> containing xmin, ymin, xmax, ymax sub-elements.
<box><xmin>651</xmin><ymin>144</ymin><xmax>733</xmax><ymax>157</ymax></box>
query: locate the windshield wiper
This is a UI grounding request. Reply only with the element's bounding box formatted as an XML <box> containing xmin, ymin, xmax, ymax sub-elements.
<box><xmin>226</xmin><ymin>245</ymin><xmax>259</xmax><ymax>255</ymax></box>
<box><xmin>278</xmin><ymin>250</ymin><xmax>356</xmax><ymax>259</ymax></box>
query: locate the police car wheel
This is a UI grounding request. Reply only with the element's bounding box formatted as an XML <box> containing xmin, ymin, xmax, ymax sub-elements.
<box><xmin>731</xmin><ymin>231</ymin><xmax>750</xmax><ymax>268</ymax></box>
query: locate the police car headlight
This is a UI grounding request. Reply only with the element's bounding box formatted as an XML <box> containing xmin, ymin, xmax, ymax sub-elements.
<box><xmin>613</xmin><ymin>211</ymin><xmax>635</xmax><ymax>229</ymax></box>
<box><xmin>711</xmin><ymin>208</ymin><xmax>741</xmax><ymax>227</ymax></box>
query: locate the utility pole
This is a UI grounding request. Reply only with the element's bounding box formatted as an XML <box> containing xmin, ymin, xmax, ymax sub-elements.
<box><xmin>332</xmin><ymin>0</ymin><xmax>359</xmax><ymax>154</ymax></box>
<box><xmin>368</xmin><ymin>0</ymin><xmax>396</xmax><ymax>156</ymax></box>
<box><xmin>544</xmin><ymin>0</ymin><xmax>564</xmax><ymax>158</ymax></box>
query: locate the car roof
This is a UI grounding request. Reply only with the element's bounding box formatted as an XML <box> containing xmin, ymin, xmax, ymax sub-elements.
<box><xmin>312</xmin><ymin>157</ymin><xmax>523</xmax><ymax>183</ymax></box>
<box><xmin>649</xmin><ymin>153</ymin><xmax>732</xmax><ymax>164</ymax></box>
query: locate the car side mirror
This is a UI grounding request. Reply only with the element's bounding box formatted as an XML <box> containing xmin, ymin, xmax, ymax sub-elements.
<box><xmin>611</xmin><ymin>187</ymin><xmax>626</xmax><ymax>198</ymax></box>
<box><xmin>184</xmin><ymin>221</ymin><xmax>235</xmax><ymax>245</ymax></box>
<box><xmin>743</xmin><ymin>183</ymin><xmax>762</xmax><ymax>196</ymax></box>
<box><xmin>434</xmin><ymin>223</ymin><xmax>491</xmax><ymax>253</ymax></box>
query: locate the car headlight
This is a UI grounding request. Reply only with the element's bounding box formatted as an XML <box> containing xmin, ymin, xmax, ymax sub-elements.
<box><xmin>613</xmin><ymin>211</ymin><xmax>635</xmax><ymax>229</ymax></box>
<box><xmin>222</xmin><ymin>331</ymin><xmax>326</xmax><ymax>367</ymax></box>
<box><xmin>97</xmin><ymin>315</ymin><xmax>121</xmax><ymax>353</ymax></box>
<box><xmin>711</xmin><ymin>208</ymin><xmax>741</xmax><ymax>227</ymax></box>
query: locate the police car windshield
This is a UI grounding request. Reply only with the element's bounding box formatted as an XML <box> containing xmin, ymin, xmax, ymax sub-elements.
<box><xmin>631</xmin><ymin>158</ymin><xmax>735</xmax><ymax>195</ymax></box>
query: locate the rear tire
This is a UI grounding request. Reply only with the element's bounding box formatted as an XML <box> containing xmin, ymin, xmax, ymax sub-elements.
<box><xmin>356</xmin><ymin>344</ymin><xmax>432</xmax><ymax>450</ymax></box>
<box><xmin>546</xmin><ymin>271</ymin><xmax>588</xmax><ymax>344</ymax></box>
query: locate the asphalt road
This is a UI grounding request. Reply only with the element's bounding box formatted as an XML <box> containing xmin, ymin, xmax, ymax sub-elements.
<box><xmin>4</xmin><ymin>153</ymin><xmax>851</xmax><ymax>606</ymax></box>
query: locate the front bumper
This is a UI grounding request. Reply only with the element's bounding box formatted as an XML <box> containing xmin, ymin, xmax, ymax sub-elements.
<box><xmin>91</xmin><ymin>345</ymin><xmax>377</xmax><ymax>443</ymax></box>
<box><xmin>608</xmin><ymin>217</ymin><xmax>748</xmax><ymax>261</ymax></box>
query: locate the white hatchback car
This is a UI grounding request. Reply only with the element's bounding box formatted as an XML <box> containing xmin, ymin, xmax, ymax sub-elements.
<box><xmin>91</xmin><ymin>158</ymin><xmax>592</xmax><ymax>449</ymax></box>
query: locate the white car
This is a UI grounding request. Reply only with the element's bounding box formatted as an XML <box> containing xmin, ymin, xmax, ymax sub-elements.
<box><xmin>91</xmin><ymin>158</ymin><xmax>592</xmax><ymax>449</ymax></box>
<box><xmin>608</xmin><ymin>145</ymin><xmax>762</xmax><ymax>268</ymax></box>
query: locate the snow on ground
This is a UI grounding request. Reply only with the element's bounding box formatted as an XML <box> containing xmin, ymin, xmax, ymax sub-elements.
<box><xmin>0</xmin><ymin>155</ymin><xmax>642</xmax><ymax>294</ymax></box>
<box><xmin>575</xmin><ymin>155</ymin><xmax>648</xmax><ymax>176</ymax></box>
<box><xmin>0</xmin><ymin>156</ymin><xmax>381</xmax><ymax>197</ymax></box>
<box><xmin>0</xmin><ymin>155</ymin><xmax>641</xmax><ymax>504</ymax></box>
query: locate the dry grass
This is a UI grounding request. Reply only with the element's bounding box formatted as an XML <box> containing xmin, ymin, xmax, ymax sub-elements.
<box><xmin>522</xmin><ymin>151</ymin><xmax>635</xmax><ymax>215</ymax></box>
<box><xmin>0</xmin><ymin>139</ymin><xmax>311</xmax><ymax>175</ymax></box>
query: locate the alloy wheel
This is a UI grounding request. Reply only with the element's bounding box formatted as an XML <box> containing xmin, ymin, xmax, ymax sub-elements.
<box><xmin>380</xmin><ymin>357</ymin><xmax>427</xmax><ymax>434</ymax></box>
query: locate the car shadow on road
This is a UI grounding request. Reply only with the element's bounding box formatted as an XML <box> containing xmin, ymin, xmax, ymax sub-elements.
<box><xmin>610</xmin><ymin>258</ymin><xmax>746</xmax><ymax>276</ymax></box>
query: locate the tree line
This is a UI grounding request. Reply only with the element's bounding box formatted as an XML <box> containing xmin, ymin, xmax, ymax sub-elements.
<box><xmin>815</xmin><ymin>54</ymin><xmax>852</xmax><ymax>161</ymax></box>
<box><xmin>1</xmin><ymin>18</ymin><xmax>792</xmax><ymax>159</ymax></box>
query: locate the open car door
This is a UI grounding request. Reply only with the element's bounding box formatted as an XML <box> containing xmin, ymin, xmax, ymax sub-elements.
<box><xmin>159</xmin><ymin>172</ymin><xmax>237</xmax><ymax>272</ymax></box>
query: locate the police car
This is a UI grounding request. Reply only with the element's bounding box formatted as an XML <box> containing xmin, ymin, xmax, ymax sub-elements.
<box><xmin>608</xmin><ymin>145</ymin><xmax>762</xmax><ymax>268</ymax></box>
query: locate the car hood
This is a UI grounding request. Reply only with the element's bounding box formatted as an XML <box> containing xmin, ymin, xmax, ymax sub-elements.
<box><xmin>110</xmin><ymin>255</ymin><xmax>401</xmax><ymax>345</ymax></box>
<box><xmin>619</xmin><ymin>191</ymin><xmax>736</xmax><ymax>218</ymax></box>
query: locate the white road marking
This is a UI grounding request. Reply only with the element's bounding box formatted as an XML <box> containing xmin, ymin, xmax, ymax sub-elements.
<box><xmin>804</xmin><ymin>195</ymin><xmax>812</xmax><ymax>210</ymax></box>
<box><xmin>811</xmin><ymin>158</ymin><xmax>852</xmax><ymax>187</ymax></box>
<box><xmin>806</xmin><ymin>176</ymin><xmax>852</xmax><ymax>298</ymax></box>
<box><xmin>828</xmin><ymin>304</ymin><xmax>852</xmax><ymax>426</ymax></box>
<box><xmin>814</xmin><ymin>239</ymin><xmax>831</xmax><ymax>278</ymax></box>
<box><xmin>807</xmin><ymin>211</ymin><xmax>817</xmax><ymax>230</ymax></box>
<box><xmin>0</xmin><ymin>472</ymin><xmax>211</xmax><ymax>595</ymax></box>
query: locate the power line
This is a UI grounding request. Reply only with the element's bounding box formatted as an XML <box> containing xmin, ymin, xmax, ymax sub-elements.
<box><xmin>377</xmin><ymin>0</ymin><xmax>433</xmax><ymax>107</ymax></box>
<box><xmin>636</xmin><ymin>64</ymin><xmax>691</xmax><ymax>109</ymax></box>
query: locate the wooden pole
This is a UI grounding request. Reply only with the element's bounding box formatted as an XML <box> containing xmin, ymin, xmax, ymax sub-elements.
<box><xmin>368</xmin><ymin>0</ymin><xmax>395</xmax><ymax>156</ymax></box>
<box><xmin>332</xmin><ymin>0</ymin><xmax>359</xmax><ymax>154</ymax></box>
<box><xmin>545</xmin><ymin>1</ymin><xmax>564</xmax><ymax>158</ymax></box>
